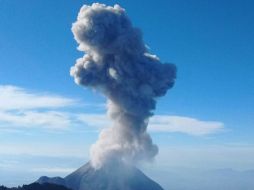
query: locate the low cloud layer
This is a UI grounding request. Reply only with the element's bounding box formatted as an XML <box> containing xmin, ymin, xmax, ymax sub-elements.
<box><xmin>150</xmin><ymin>115</ymin><xmax>224</xmax><ymax>135</ymax></box>
<box><xmin>0</xmin><ymin>85</ymin><xmax>224</xmax><ymax>135</ymax></box>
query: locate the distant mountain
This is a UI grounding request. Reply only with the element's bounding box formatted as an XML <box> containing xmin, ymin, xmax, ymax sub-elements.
<box><xmin>145</xmin><ymin>167</ymin><xmax>254</xmax><ymax>190</ymax></box>
<box><xmin>0</xmin><ymin>183</ymin><xmax>71</xmax><ymax>190</ymax></box>
<box><xmin>37</xmin><ymin>162</ymin><xmax>164</xmax><ymax>190</ymax></box>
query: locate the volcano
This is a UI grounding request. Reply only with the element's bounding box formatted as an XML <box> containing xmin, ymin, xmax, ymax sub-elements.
<box><xmin>37</xmin><ymin>162</ymin><xmax>164</xmax><ymax>190</ymax></box>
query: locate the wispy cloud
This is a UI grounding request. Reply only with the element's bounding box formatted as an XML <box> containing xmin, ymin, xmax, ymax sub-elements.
<box><xmin>0</xmin><ymin>111</ymin><xmax>73</xmax><ymax>129</ymax></box>
<box><xmin>76</xmin><ymin>114</ymin><xmax>224</xmax><ymax>136</ymax></box>
<box><xmin>0</xmin><ymin>85</ymin><xmax>76</xmax><ymax>111</ymax></box>
<box><xmin>0</xmin><ymin>85</ymin><xmax>224</xmax><ymax>135</ymax></box>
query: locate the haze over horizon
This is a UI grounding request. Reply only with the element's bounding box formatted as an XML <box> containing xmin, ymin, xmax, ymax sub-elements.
<box><xmin>0</xmin><ymin>0</ymin><xmax>254</xmax><ymax>189</ymax></box>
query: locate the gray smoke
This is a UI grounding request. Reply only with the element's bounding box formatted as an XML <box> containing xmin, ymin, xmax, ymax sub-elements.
<box><xmin>71</xmin><ymin>3</ymin><xmax>176</xmax><ymax>169</ymax></box>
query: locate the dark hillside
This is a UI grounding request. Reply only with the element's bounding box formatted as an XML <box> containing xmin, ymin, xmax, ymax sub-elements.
<box><xmin>0</xmin><ymin>183</ymin><xmax>72</xmax><ymax>190</ymax></box>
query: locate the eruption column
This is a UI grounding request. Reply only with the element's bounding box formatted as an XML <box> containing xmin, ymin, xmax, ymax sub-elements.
<box><xmin>71</xmin><ymin>3</ymin><xmax>176</xmax><ymax>169</ymax></box>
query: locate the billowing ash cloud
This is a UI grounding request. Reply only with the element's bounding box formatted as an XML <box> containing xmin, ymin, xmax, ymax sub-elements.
<box><xmin>71</xmin><ymin>3</ymin><xmax>176</xmax><ymax>169</ymax></box>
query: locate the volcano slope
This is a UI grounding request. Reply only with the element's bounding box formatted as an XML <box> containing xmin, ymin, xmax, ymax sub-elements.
<box><xmin>37</xmin><ymin>162</ymin><xmax>164</xmax><ymax>190</ymax></box>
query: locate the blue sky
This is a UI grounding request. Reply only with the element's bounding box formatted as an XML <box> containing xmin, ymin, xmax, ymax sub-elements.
<box><xmin>0</xmin><ymin>0</ymin><xmax>254</xmax><ymax>188</ymax></box>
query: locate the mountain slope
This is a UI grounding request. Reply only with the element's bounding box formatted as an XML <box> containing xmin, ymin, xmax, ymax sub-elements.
<box><xmin>37</xmin><ymin>162</ymin><xmax>164</xmax><ymax>190</ymax></box>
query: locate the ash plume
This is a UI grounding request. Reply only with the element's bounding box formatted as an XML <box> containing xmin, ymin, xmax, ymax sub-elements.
<box><xmin>70</xmin><ymin>3</ymin><xmax>176</xmax><ymax>169</ymax></box>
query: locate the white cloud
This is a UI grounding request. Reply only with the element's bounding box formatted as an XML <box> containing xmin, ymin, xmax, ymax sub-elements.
<box><xmin>0</xmin><ymin>85</ymin><xmax>76</xmax><ymax>111</ymax></box>
<box><xmin>149</xmin><ymin>115</ymin><xmax>224</xmax><ymax>136</ymax></box>
<box><xmin>0</xmin><ymin>85</ymin><xmax>78</xmax><ymax>130</ymax></box>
